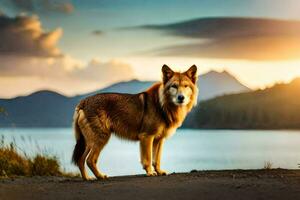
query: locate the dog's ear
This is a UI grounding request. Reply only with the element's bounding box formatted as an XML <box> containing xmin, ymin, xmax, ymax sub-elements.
<box><xmin>162</xmin><ymin>64</ymin><xmax>174</xmax><ymax>84</ymax></box>
<box><xmin>185</xmin><ymin>65</ymin><xmax>197</xmax><ymax>83</ymax></box>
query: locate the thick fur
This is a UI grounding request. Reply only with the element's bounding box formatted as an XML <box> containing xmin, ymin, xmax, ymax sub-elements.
<box><xmin>72</xmin><ymin>107</ymin><xmax>86</xmax><ymax>165</ymax></box>
<box><xmin>72</xmin><ymin>65</ymin><xmax>198</xmax><ymax>180</ymax></box>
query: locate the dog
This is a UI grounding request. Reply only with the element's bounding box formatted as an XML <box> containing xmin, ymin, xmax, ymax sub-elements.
<box><xmin>72</xmin><ymin>64</ymin><xmax>198</xmax><ymax>180</ymax></box>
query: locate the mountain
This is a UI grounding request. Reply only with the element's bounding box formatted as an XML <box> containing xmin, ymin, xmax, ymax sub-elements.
<box><xmin>0</xmin><ymin>70</ymin><xmax>250</xmax><ymax>127</ymax></box>
<box><xmin>0</xmin><ymin>91</ymin><xmax>77</xmax><ymax>127</ymax></box>
<box><xmin>185</xmin><ymin>78</ymin><xmax>300</xmax><ymax>129</ymax></box>
<box><xmin>197</xmin><ymin>70</ymin><xmax>249</xmax><ymax>101</ymax></box>
<box><xmin>79</xmin><ymin>70</ymin><xmax>250</xmax><ymax>102</ymax></box>
<box><xmin>77</xmin><ymin>80</ymin><xmax>155</xmax><ymax>99</ymax></box>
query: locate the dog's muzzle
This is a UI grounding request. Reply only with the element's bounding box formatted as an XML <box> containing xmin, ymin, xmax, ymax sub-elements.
<box><xmin>177</xmin><ymin>94</ymin><xmax>185</xmax><ymax>104</ymax></box>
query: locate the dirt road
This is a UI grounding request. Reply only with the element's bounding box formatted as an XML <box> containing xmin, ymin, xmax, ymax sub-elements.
<box><xmin>1</xmin><ymin>169</ymin><xmax>300</xmax><ymax>200</ymax></box>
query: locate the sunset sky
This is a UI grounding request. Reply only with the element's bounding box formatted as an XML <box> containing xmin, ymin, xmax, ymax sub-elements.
<box><xmin>0</xmin><ymin>0</ymin><xmax>300</xmax><ymax>98</ymax></box>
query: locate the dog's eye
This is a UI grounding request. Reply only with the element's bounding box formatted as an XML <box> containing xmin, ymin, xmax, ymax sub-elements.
<box><xmin>171</xmin><ymin>84</ymin><xmax>178</xmax><ymax>89</ymax></box>
<box><xmin>184</xmin><ymin>85</ymin><xmax>188</xmax><ymax>88</ymax></box>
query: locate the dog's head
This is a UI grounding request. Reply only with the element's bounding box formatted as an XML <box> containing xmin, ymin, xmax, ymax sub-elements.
<box><xmin>160</xmin><ymin>64</ymin><xmax>198</xmax><ymax>107</ymax></box>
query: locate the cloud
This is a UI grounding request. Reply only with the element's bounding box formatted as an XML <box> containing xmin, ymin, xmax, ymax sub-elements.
<box><xmin>0</xmin><ymin>55</ymin><xmax>134</xmax><ymax>81</ymax></box>
<box><xmin>55</xmin><ymin>2</ymin><xmax>74</xmax><ymax>14</ymax></box>
<box><xmin>0</xmin><ymin>13</ymin><xmax>135</xmax><ymax>97</ymax></box>
<box><xmin>0</xmin><ymin>14</ymin><xmax>62</xmax><ymax>57</ymax></box>
<box><xmin>135</xmin><ymin>17</ymin><xmax>300</xmax><ymax>61</ymax></box>
<box><xmin>92</xmin><ymin>30</ymin><xmax>103</xmax><ymax>36</ymax></box>
<box><xmin>7</xmin><ymin>0</ymin><xmax>74</xmax><ymax>14</ymax></box>
<box><xmin>157</xmin><ymin>36</ymin><xmax>300</xmax><ymax>61</ymax></box>
<box><xmin>0</xmin><ymin>55</ymin><xmax>135</xmax><ymax>97</ymax></box>
<box><xmin>0</xmin><ymin>55</ymin><xmax>79</xmax><ymax>78</ymax></box>
<box><xmin>71</xmin><ymin>59</ymin><xmax>134</xmax><ymax>82</ymax></box>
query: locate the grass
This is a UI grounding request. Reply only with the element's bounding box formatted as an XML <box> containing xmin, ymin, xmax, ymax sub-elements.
<box><xmin>263</xmin><ymin>161</ymin><xmax>273</xmax><ymax>170</ymax></box>
<box><xmin>0</xmin><ymin>108</ymin><xmax>76</xmax><ymax>177</ymax></box>
<box><xmin>0</xmin><ymin>136</ymin><xmax>76</xmax><ymax>177</ymax></box>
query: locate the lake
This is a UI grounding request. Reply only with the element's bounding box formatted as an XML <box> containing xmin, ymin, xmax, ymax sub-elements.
<box><xmin>1</xmin><ymin>128</ymin><xmax>300</xmax><ymax>176</ymax></box>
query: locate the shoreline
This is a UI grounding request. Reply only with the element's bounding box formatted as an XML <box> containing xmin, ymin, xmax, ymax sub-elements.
<box><xmin>1</xmin><ymin>169</ymin><xmax>300</xmax><ymax>200</ymax></box>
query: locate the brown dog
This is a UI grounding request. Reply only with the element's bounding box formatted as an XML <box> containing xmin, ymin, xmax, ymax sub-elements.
<box><xmin>72</xmin><ymin>65</ymin><xmax>198</xmax><ymax>180</ymax></box>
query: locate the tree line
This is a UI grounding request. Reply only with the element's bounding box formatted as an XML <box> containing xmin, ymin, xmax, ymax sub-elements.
<box><xmin>185</xmin><ymin>78</ymin><xmax>300</xmax><ymax>129</ymax></box>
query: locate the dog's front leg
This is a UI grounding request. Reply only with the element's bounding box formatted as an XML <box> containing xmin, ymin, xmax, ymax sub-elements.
<box><xmin>139</xmin><ymin>134</ymin><xmax>157</xmax><ymax>176</ymax></box>
<box><xmin>153</xmin><ymin>138</ymin><xmax>167</xmax><ymax>175</ymax></box>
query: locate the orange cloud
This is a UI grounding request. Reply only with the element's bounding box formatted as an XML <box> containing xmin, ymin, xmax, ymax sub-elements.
<box><xmin>0</xmin><ymin>13</ymin><xmax>135</xmax><ymax>97</ymax></box>
<box><xmin>137</xmin><ymin>17</ymin><xmax>300</xmax><ymax>61</ymax></box>
<box><xmin>0</xmin><ymin>14</ymin><xmax>62</xmax><ymax>57</ymax></box>
<box><xmin>71</xmin><ymin>59</ymin><xmax>134</xmax><ymax>81</ymax></box>
<box><xmin>0</xmin><ymin>56</ymin><xmax>135</xmax><ymax>97</ymax></box>
<box><xmin>157</xmin><ymin>35</ymin><xmax>300</xmax><ymax>61</ymax></box>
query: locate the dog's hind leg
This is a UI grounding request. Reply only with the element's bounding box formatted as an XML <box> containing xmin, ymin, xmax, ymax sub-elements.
<box><xmin>74</xmin><ymin>109</ymin><xmax>93</xmax><ymax>180</ymax></box>
<box><xmin>77</xmin><ymin>112</ymin><xmax>111</xmax><ymax>180</ymax></box>
<box><xmin>86</xmin><ymin>131</ymin><xmax>111</xmax><ymax>180</ymax></box>
<box><xmin>78</xmin><ymin>146</ymin><xmax>91</xmax><ymax>180</ymax></box>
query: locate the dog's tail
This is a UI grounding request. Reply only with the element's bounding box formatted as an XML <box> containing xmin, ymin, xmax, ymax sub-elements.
<box><xmin>72</xmin><ymin>106</ymin><xmax>85</xmax><ymax>166</ymax></box>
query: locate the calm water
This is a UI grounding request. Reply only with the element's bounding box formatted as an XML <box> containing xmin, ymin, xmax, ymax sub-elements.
<box><xmin>1</xmin><ymin>128</ymin><xmax>300</xmax><ymax>176</ymax></box>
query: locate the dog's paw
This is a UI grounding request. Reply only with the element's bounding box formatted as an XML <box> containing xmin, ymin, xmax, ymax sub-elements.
<box><xmin>96</xmin><ymin>173</ymin><xmax>108</xmax><ymax>180</ymax></box>
<box><xmin>146</xmin><ymin>171</ymin><xmax>157</xmax><ymax>176</ymax></box>
<box><xmin>156</xmin><ymin>169</ymin><xmax>168</xmax><ymax>176</ymax></box>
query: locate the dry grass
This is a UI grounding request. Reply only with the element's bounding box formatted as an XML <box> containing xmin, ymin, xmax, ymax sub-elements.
<box><xmin>0</xmin><ymin>136</ymin><xmax>73</xmax><ymax>177</ymax></box>
<box><xmin>263</xmin><ymin>161</ymin><xmax>273</xmax><ymax>170</ymax></box>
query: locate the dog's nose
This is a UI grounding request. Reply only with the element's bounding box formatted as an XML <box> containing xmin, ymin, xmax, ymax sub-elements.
<box><xmin>177</xmin><ymin>95</ymin><xmax>185</xmax><ymax>102</ymax></box>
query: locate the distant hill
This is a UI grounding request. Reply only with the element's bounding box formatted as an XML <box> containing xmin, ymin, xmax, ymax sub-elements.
<box><xmin>0</xmin><ymin>70</ymin><xmax>250</xmax><ymax>127</ymax></box>
<box><xmin>0</xmin><ymin>91</ymin><xmax>77</xmax><ymax>127</ymax></box>
<box><xmin>77</xmin><ymin>80</ymin><xmax>155</xmax><ymax>100</ymax></box>
<box><xmin>185</xmin><ymin>78</ymin><xmax>300</xmax><ymax>129</ymax></box>
<box><xmin>79</xmin><ymin>70</ymin><xmax>250</xmax><ymax>102</ymax></box>
<box><xmin>197</xmin><ymin>70</ymin><xmax>249</xmax><ymax>101</ymax></box>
